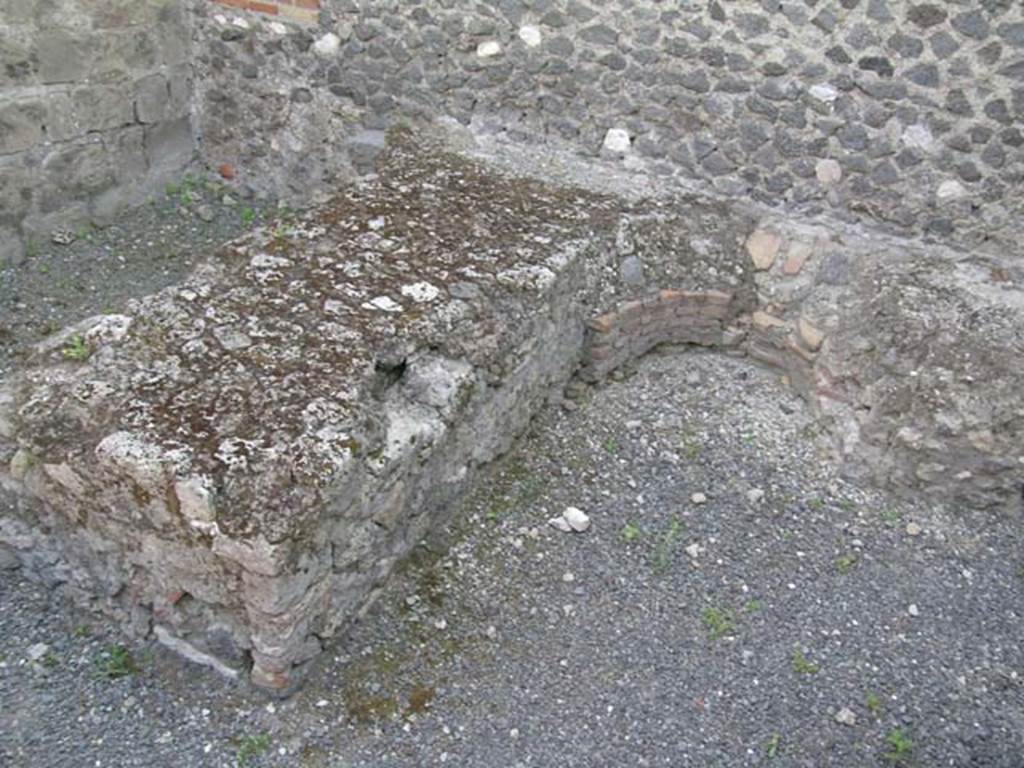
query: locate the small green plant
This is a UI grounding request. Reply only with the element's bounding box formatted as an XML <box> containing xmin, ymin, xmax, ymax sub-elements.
<box><xmin>236</xmin><ymin>733</ymin><xmax>272</xmax><ymax>767</ymax></box>
<box><xmin>73</xmin><ymin>624</ymin><xmax>91</xmax><ymax>639</ymax></box>
<box><xmin>620</xmin><ymin>521</ymin><xmax>641</xmax><ymax>542</ymax></box>
<box><xmin>866</xmin><ymin>692</ymin><xmax>883</xmax><ymax>716</ymax></box>
<box><xmin>485</xmin><ymin>497</ymin><xmax>509</xmax><ymax>523</ymax></box>
<box><xmin>272</xmin><ymin>223</ymin><xmax>293</xmax><ymax>241</ymax></box>
<box><xmin>791</xmin><ymin>647</ymin><xmax>819</xmax><ymax>675</ymax></box>
<box><xmin>882</xmin><ymin>507</ymin><xmax>903</xmax><ymax>526</ymax></box>
<box><xmin>603</xmin><ymin>437</ymin><xmax>619</xmax><ymax>455</ymax></box>
<box><xmin>25</xmin><ymin>239</ymin><xmax>40</xmax><ymax>259</ymax></box>
<box><xmin>94</xmin><ymin>644</ymin><xmax>138</xmax><ymax>679</ymax></box>
<box><xmin>835</xmin><ymin>554</ymin><xmax>858</xmax><ymax>573</ymax></box>
<box><xmin>41</xmin><ymin>651</ymin><xmax>60</xmax><ymax>668</ymax></box>
<box><xmin>743</xmin><ymin>599</ymin><xmax>762</xmax><ymax>613</ymax></box>
<box><xmin>652</xmin><ymin>518</ymin><xmax>683</xmax><ymax>574</ymax></box>
<box><xmin>701</xmin><ymin>606</ymin><xmax>734</xmax><ymax>640</ymax></box>
<box><xmin>241</xmin><ymin>207</ymin><xmax>257</xmax><ymax>226</ymax></box>
<box><xmin>807</xmin><ymin>497</ymin><xmax>826</xmax><ymax>512</ymax></box>
<box><xmin>884</xmin><ymin>728</ymin><xmax>913</xmax><ymax>763</ymax></box>
<box><xmin>678</xmin><ymin>429</ymin><xmax>702</xmax><ymax>460</ymax></box>
<box><xmin>62</xmin><ymin>334</ymin><xmax>91</xmax><ymax>362</ymax></box>
<box><xmin>765</xmin><ymin>733</ymin><xmax>781</xmax><ymax>759</ymax></box>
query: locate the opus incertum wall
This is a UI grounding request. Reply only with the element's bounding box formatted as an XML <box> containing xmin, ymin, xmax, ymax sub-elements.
<box><xmin>191</xmin><ymin>0</ymin><xmax>1024</xmax><ymax>256</ymax></box>
<box><xmin>0</xmin><ymin>0</ymin><xmax>196</xmax><ymax>265</ymax></box>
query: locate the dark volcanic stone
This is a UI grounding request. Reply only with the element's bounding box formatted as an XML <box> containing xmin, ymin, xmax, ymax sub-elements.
<box><xmin>858</xmin><ymin>56</ymin><xmax>894</xmax><ymax>78</ymax></box>
<box><xmin>907</xmin><ymin>5</ymin><xmax>948</xmax><ymax>29</ymax></box>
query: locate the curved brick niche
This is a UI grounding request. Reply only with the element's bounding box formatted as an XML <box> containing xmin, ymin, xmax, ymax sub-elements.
<box><xmin>1</xmin><ymin>134</ymin><xmax>1021</xmax><ymax>693</ymax></box>
<box><xmin>580</xmin><ymin>289</ymin><xmax>737</xmax><ymax>382</ymax></box>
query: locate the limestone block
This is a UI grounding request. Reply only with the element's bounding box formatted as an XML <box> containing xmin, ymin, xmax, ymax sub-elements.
<box><xmin>134</xmin><ymin>73</ymin><xmax>170</xmax><ymax>124</ymax></box>
<box><xmin>752</xmin><ymin>310</ymin><xmax>786</xmax><ymax>332</ymax></box>
<box><xmin>746</xmin><ymin>230</ymin><xmax>782</xmax><ymax>271</ymax></box>
<box><xmin>70</xmin><ymin>86</ymin><xmax>135</xmax><ymax>135</ymax></box>
<box><xmin>798</xmin><ymin>316</ymin><xmax>825</xmax><ymax>351</ymax></box>
<box><xmin>783</xmin><ymin>242</ymin><xmax>814</xmax><ymax>276</ymax></box>
<box><xmin>0</xmin><ymin>227</ymin><xmax>25</xmax><ymax>267</ymax></box>
<box><xmin>144</xmin><ymin>115</ymin><xmax>195</xmax><ymax>172</ymax></box>
<box><xmin>36</xmin><ymin>30</ymin><xmax>93</xmax><ymax>84</ymax></box>
<box><xmin>0</xmin><ymin>101</ymin><xmax>45</xmax><ymax>154</ymax></box>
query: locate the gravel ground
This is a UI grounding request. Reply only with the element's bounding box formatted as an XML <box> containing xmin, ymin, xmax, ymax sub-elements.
<box><xmin>0</xmin><ymin>173</ymin><xmax>280</xmax><ymax>378</ymax></box>
<box><xmin>2</xmin><ymin>348</ymin><xmax>1022</xmax><ymax>768</ymax></box>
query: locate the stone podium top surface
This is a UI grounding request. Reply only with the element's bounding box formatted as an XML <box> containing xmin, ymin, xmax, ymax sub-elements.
<box><xmin>0</xmin><ymin>130</ymin><xmax>623</xmax><ymax>541</ymax></box>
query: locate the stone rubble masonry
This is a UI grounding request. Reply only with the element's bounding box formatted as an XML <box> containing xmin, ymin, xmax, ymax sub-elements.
<box><xmin>1</xmin><ymin>132</ymin><xmax>1021</xmax><ymax>692</ymax></box>
<box><xmin>0</xmin><ymin>0</ymin><xmax>196</xmax><ymax>265</ymax></box>
<box><xmin>191</xmin><ymin>0</ymin><xmax>1024</xmax><ymax>257</ymax></box>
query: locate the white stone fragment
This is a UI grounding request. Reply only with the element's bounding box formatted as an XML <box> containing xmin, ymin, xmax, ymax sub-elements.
<box><xmin>174</xmin><ymin>476</ymin><xmax>216</xmax><ymax>523</ymax></box>
<box><xmin>213</xmin><ymin>326</ymin><xmax>252</xmax><ymax>351</ymax></box>
<box><xmin>477</xmin><ymin>40</ymin><xmax>502</xmax><ymax>58</ymax></box>
<box><xmin>602</xmin><ymin>128</ymin><xmax>631</xmax><ymax>154</ymax></box>
<box><xmin>835</xmin><ymin>707</ymin><xmax>857</xmax><ymax>726</ymax></box>
<box><xmin>747</xmin><ymin>488</ymin><xmax>765</xmax><ymax>504</ymax></box>
<box><xmin>902</xmin><ymin>123</ymin><xmax>935</xmax><ymax>153</ymax></box>
<box><xmin>908</xmin><ymin>604</ymin><xmax>920</xmax><ymax>617</ymax></box>
<box><xmin>27</xmin><ymin>643</ymin><xmax>50</xmax><ymax>661</ymax></box>
<box><xmin>548</xmin><ymin>516</ymin><xmax>573</xmax><ymax>533</ymax></box>
<box><xmin>684</xmin><ymin>543</ymin><xmax>702</xmax><ymax>559</ymax></box>
<box><xmin>808</xmin><ymin>83</ymin><xmax>838</xmax><ymax>103</ymax></box>
<box><xmin>267</xmin><ymin>22</ymin><xmax>287</xmax><ymax>36</ymax></box>
<box><xmin>231</xmin><ymin>16</ymin><xmax>249</xmax><ymax>29</ymax></box>
<box><xmin>362</xmin><ymin>295</ymin><xmax>403</xmax><ymax>313</ymax></box>
<box><xmin>562</xmin><ymin>506</ymin><xmax>591</xmax><ymax>532</ymax></box>
<box><xmin>313</xmin><ymin>33</ymin><xmax>341</xmax><ymax>57</ymax></box>
<box><xmin>815</xmin><ymin>158</ymin><xmax>842</xmax><ymax>186</ymax></box>
<box><xmin>401</xmin><ymin>282</ymin><xmax>441</xmax><ymax>303</ymax></box>
<box><xmin>937</xmin><ymin>180</ymin><xmax>967</xmax><ymax>201</ymax></box>
<box><xmin>691</xmin><ymin>492</ymin><xmax>708</xmax><ymax>504</ymax></box>
<box><xmin>905</xmin><ymin>522</ymin><xmax>922</xmax><ymax>537</ymax></box>
<box><xmin>519</xmin><ymin>25</ymin><xmax>542</xmax><ymax>47</ymax></box>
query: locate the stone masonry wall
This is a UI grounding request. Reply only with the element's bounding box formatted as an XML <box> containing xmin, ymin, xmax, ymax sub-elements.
<box><xmin>191</xmin><ymin>0</ymin><xmax>1023</xmax><ymax>254</ymax></box>
<box><xmin>0</xmin><ymin>0</ymin><xmax>195</xmax><ymax>265</ymax></box>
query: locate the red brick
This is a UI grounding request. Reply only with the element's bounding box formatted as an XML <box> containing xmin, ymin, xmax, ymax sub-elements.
<box><xmin>247</xmin><ymin>1</ymin><xmax>279</xmax><ymax>14</ymax></box>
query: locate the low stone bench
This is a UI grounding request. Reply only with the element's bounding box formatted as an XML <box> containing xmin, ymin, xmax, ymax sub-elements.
<box><xmin>2</xmin><ymin>130</ymin><xmax>1021</xmax><ymax>691</ymax></box>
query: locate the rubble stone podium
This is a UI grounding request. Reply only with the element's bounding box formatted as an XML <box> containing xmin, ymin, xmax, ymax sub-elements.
<box><xmin>2</xmin><ymin>131</ymin><xmax>1022</xmax><ymax>692</ymax></box>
